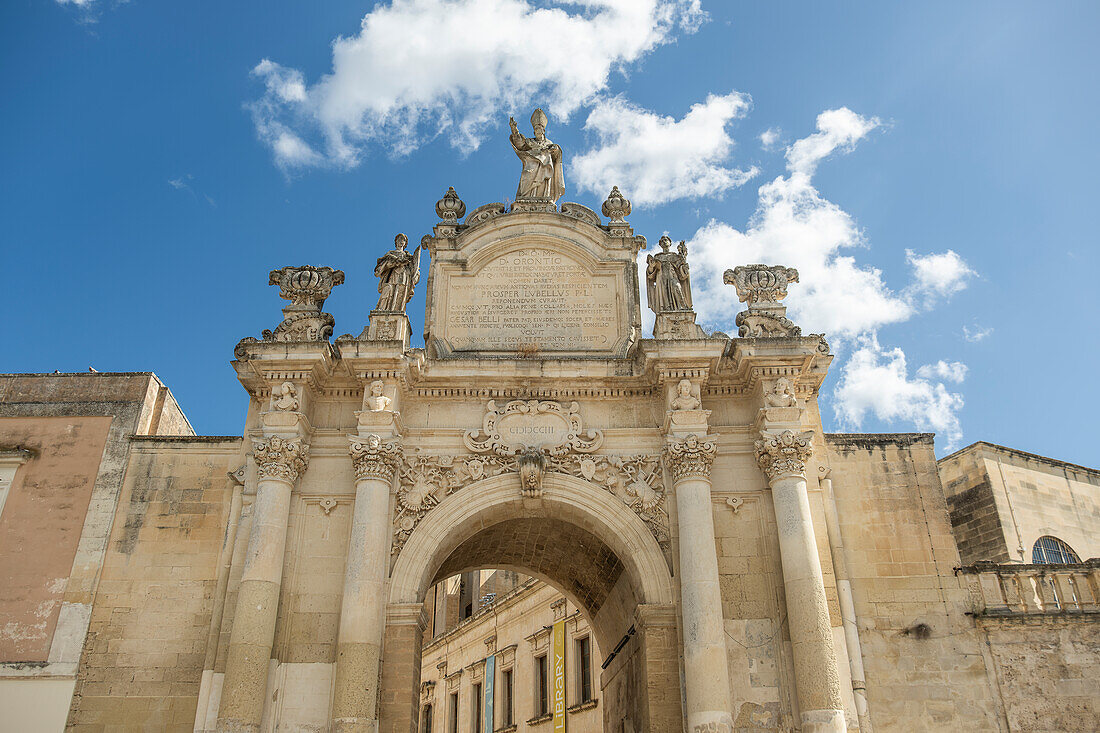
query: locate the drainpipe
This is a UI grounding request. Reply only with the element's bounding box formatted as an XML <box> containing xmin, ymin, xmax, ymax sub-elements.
<box><xmin>819</xmin><ymin>467</ymin><xmax>872</xmax><ymax>733</ymax></box>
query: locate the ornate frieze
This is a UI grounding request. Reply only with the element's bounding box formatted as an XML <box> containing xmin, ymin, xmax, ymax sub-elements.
<box><xmin>664</xmin><ymin>434</ymin><xmax>718</xmax><ymax>481</ymax></box>
<box><xmin>389</xmin><ymin>450</ymin><xmax>670</xmax><ymax>558</ymax></box>
<box><xmin>464</xmin><ymin>400</ymin><xmax>603</xmax><ymax>456</ymax></box>
<box><xmin>348</xmin><ymin>434</ymin><xmax>402</xmax><ymax>482</ymax></box>
<box><xmin>754</xmin><ymin>430</ymin><xmax>814</xmax><ymax>481</ymax></box>
<box><xmin>253</xmin><ymin>436</ymin><xmax>309</xmax><ymax>483</ymax></box>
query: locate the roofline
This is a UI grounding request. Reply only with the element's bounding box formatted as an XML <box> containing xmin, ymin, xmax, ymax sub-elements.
<box><xmin>938</xmin><ymin>440</ymin><xmax>1099</xmax><ymax>475</ymax></box>
<box><xmin>0</xmin><ymin>371</ymin><xmax>159</xmax><ymax>377</ymax></box>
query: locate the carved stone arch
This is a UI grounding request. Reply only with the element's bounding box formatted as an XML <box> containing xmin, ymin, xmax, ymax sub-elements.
<box><xmin>381</xmin><ymin>471</ymin><xmax>680</xmax><ymax>732</ymax></box>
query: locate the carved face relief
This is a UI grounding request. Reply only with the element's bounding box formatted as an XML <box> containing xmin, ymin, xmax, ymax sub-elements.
<box><xmin>579</xmin><ymin>457</ymin><xmax>597</xmax><ymax>481</ymax></box>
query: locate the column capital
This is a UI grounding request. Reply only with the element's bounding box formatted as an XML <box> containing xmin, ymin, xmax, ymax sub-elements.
<box><xmin>348</xmin><ymin>434</ymin><xmax>402</xmax><ymax>483</ymax></box>
<box><xmin>664</xmin><ymin>433</ymin><xmax>718</xmax><ymax>481</ymax></box>
<box><xmin>254</xmin><ymin>435</ymin><xmax>310</xmax><ymax>483</ymax></box>
<box><xmin>754</xmin><ymin>430</ymin><xmax>814</xmax><ymax>482</ymax></box>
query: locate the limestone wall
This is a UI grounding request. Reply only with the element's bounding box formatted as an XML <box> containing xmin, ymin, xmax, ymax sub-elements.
<box><xmin>66</xmin><ymin>436</ymin><xmax>240</xmax><ymax>731</ymax></box>
<box><xmin>940</xmin><ymin>442</ymin><xmax>1100</xmax><ymax>564</ymax></box>
<box><xmin>825</xmin><ymin>434</ymin><xmax>1002</xmax><ymax>732</ymax></box>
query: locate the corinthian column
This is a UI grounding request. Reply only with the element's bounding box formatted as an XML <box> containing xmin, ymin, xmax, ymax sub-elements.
<box><xmin>331</xmin><ymin>434</ymin><xmax>402</xmax><ymax>732</ymax></box>
<box><xmin>665</xmin><ymin>434</ymin><xmax>734</xmax><ymax>732</ymax></box>
<box><xmin>217</xmin><ymin>436</ymin><xmax>309</xmax><ymax>733</ymax></box>
<box><xmin>755</xmin><ymin>431</ymin><xmax>846</xmax><ymax>733</ymax></box>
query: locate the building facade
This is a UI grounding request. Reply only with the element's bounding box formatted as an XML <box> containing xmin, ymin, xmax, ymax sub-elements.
<box><xmin>0</xmin><ymin>123</ymin><xmax>1098</xmax><ymax>732</ymax></box>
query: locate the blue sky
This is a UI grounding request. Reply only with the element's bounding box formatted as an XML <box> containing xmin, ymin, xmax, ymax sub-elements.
<box><xmin>2</xmin><ymin>1</ymin><xmax>1098</xmax><ymax>465</ymax></box>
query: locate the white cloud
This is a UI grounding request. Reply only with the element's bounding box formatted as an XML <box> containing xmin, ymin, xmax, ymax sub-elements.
<box><xmin>963</xmin><ymin>324</ymin><xmax>993</xmax><ymax>342</ymax></box>
<box><xmin>250</xmin><ymin>0</ymin><xmax>706</xmax><ymax>170</ymax></box>
<box><xmin>834</xmin><ymin>337</ymin><xmax>966</xmax><ymax>448</ymax></box>
<box><xmin>916</xmin><ymin>360</ymin><xmax>968</xmax><ymax>384</ymax></box>
<box><xmin>56</xmin><ymin>0</ymin><xmax>95</xmax><ymax>5</ymax></box>
<box><xmin>759</xmin><ymin>126</ymin><xmax>781</xmax><ymax>150</ymax></box>
<box><xmin>636</xmin><ymin>107</ymin><xmax>972</xmax><ymax>445</ymax></box>
<box><xmin>905</xmin><ymin>248</ymin><xmax>975</xmax><ymax>306</ymax></box>
<box><xmin>571</xmin><ymin>93</ymin><xmax>758</xmax><ymax>206</ymax></box>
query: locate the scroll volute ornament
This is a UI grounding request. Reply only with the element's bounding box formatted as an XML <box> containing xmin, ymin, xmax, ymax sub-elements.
<box><xmin>754</xmin><ymin>430</ymin><xmax>814</xmax><ymax>481</ymax></box>
<box><xmin>664</xmin><ymin>434</ymin><xmax>718</xmax><ymax>481</ymax></box>
<box><xmin>348</xmin><ymin>434</ymin><xmax>402</xmax><ymax>482</ymax></box>
<box><xmin>254</xmin><ymin>435</ymin><xmax>310</xmax><ymax>483</ymax></box>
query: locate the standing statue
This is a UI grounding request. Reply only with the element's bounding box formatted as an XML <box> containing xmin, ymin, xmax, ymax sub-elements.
<box><xmin>646</xmin><ymin>236</ymin><xmax>693</xmax><ymax>313</ymax></box>
<box><xmin>373</xmin><ymin>233</ymin><xmax>421</xmax><ymax>313</ymax></box>
<box><xmin>509</xmin><ymin>108</ymin><xmax>565</xmax><ymax>202</ymax></box>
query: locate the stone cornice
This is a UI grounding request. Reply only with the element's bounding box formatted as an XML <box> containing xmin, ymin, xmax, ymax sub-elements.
<box><xmin>664</xmin><ymin>434</ymin><xmax>718</xmax><ymax>481</ymax></box>
<box><xmin>253</xmin><ymin>435</ymin><xmax>310</xmax><ymax>483</ymax></box>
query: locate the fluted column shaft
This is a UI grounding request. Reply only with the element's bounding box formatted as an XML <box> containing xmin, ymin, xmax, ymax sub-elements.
<box><xmin>666</xmin><ymin>435</ymin><xmax>734</xmax><ymax>732</ymax></box>
<box><xmin>217</xmin><ymin>436</ymin><xmax>308</xmax><ymax>733</ymax></box>
<box><xmin>756</xmin><ymin>431</ymin><xmax>845</xmax><ymax>733</ymax></box>
<box><xmin>331</xmin><ymin>435</ymin><xmax>402</xmax><ymax>733</ymax></box>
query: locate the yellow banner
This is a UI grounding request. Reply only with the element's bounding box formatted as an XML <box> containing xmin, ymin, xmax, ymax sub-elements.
<box><xmin>552</xmin><ymin>618</ymin><xmax>566</xmax><ymax>731</ymax></box>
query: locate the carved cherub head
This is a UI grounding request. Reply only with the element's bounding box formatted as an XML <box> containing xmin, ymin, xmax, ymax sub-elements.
<box><xmin>677</xmin><ymin>379</ymin><xmax>692</xmax><ymax>397</ymax></box>
<box><xmin>367</xmin><ymin>434</ymin><xmax>382</xmax><ymax>450</ymax></box>
<box><xmin>369</xmin><ymin>380</ymin><xmax>385</xmax><ymax>397</ymax></box>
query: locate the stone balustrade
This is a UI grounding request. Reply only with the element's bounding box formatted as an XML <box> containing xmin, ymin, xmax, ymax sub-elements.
<box><xmin>958</xmin><ymin>560</ymin><xmax>1100</xmax><ymax>616</ymax></box>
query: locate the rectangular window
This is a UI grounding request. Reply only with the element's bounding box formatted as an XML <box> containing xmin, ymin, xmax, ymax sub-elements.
<box><xmin>472</xmin><ymin>682</ymin><xmax>482</xmax><ymax>730</ymax></box>
<box><xmin>420</xmin><ymin>705</ymin><xmax>432</xmax><ymax>733</ymax></box>
<box><xmin>576</xmin><ymin>636</ymin><xmax>592</xmax><ymax>702</ymax></box>
<box><xmin>536</xmin><ymin>654</ymin><xmax>549</xmax><ymax>717</ymax></box>
<box><xmin>448</xmin><ymin>692</ymin><xmax>459</xmax><ymax>733</ymax></box>
<box><xmin>502</xmin><ymin>668</ymin><xmax>514</xmax><ymax>726</ymax></box>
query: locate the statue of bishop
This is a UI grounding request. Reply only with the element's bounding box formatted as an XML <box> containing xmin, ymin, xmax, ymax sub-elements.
<box><xmin>509</xmin><ymin>108</ymin><xmax>565</xmax><ymax>202</ymax></box>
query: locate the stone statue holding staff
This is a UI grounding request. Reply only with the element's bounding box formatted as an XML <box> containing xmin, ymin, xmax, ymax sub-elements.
<box><xmin>373</xmin><ymin>233</ymin><xmax>421</xmax><ymax>313</ymax></box>
<box><xmin>509</xmin><ymin>108</ymin><xmax>565</xmax><ymax>202</ymax></box>
<box><xmin>646</xmin><ymin>235</ymin><xmax>693</xmax><ymax>313</ymax></box>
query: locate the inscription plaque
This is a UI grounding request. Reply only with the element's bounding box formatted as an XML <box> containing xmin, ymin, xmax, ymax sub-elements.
<box><xmin>443</xmin><ymin>247</ymin><xmax>622</xmax><ymax>353</ymax></box>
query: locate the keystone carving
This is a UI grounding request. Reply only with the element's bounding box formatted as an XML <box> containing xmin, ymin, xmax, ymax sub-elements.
<box><xmin>517</xmin><ymin>448</ymin><xmax>547</xmax><ymax>498</ymax></box>
<box><xmin>253</xmin><ymin>436</ymin><xmax>310</xmax><ymax>483</ymax></box>
<box><xmin>724</xmin><ymin>264</ymin><xmax>802</xmax><ymax>338</ymax></box>
<box><xmin>754</xmin><ymin>430</ymin><xmax>814</xmax><ymax>481</ymax></box>
<box><xmin>348</xmin><ymin>434</ymin><xmax>402</xmax><ymax>482</ymax></box>
<box><xmin>664</xmin><ymin>434</ymin><xmax>718</xmax><ymax>481</ymax></box>
<box><xmin>261</xmin><ymin>265</ymin><xmax>345</xmax><ymax>343</ymax></box>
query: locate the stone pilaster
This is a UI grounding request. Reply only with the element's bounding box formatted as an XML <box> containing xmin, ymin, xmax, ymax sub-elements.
<box><xmin>664</xmin><ymin>433</ymin><xmax>734</xmax><ymax>732</ymax></box>
<box><xmin>216</xmin><ymin>435</ymin><xmax>309</xmax><ymax>733</ymax></box>
<box><xmin>332</xmin><ymin>434</ymin><xmax>403</xmax><ymax>733</ymax></box>
<box><xmin>755</xmin><ymin>430</ymin><xmax>846</xmax><ymax>733</ymax></box>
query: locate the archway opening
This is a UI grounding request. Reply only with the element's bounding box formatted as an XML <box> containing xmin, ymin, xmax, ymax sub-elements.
<box><xmin>379</xmin><ymin>473</ymin><xmax>682</xmax><ymax>732</ymax></box>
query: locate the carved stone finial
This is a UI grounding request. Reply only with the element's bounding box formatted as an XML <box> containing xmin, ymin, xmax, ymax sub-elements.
<box><xmin>601</xmin><ymin>186</ymin><xmax>631</xmax><ymax>223</ymax></box>
<box><xmin>754</xmin><ymin>430</ymin><xmax>814</xmax><ymax>481</ymax></box>
<box><xmin>723</xmin><ymin>264</ymin><xmax>802</xmax><ymax>338</ymax></box>
<box><xmin>664</xmin><ymin>434</ymin><xmax>717</xmax><ymax>481</ymax></box>
<box><xmin>253</xmin><ymin>436</ymin><xmax>310</xmax><ymax>483</ymax></box>
<box><xmin>261</xmin><ymin>266</ymin><xmax>345</xmax><ymax>343</ymax></box>
<box><xmin>517</xmin><ymin>448</ymin><xmax>547</xmax><ymax>498</ymax></box>
<box><xmin>436</xmin><ymin>186</ymin><xmax>466</xmax><ymax>222</ymax></box>
<box><xmin>348</xmin><ymin>434</ymin><xmax>402</xmax><ymax>482</ymax></box>
<box><xmin>271</xmin><ymin>382</ymin><xmax>300</xmax><ymax>412</ymax></box>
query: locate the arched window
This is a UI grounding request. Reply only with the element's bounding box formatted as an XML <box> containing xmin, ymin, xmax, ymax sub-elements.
<box><xmin>1032</xmin><ymin>536</ymin><xmax>1080</xmax><ymax>564</ymax></box>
